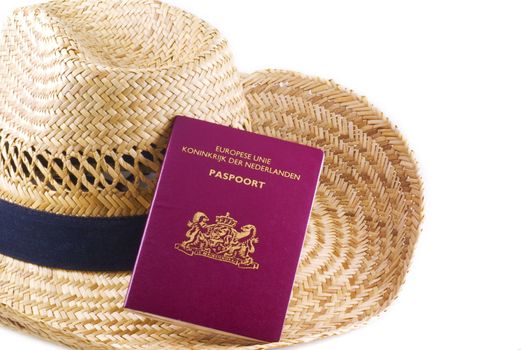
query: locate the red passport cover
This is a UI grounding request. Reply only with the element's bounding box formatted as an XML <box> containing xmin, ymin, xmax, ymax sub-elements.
<box><xmin>125</xmin><ymin>116</ymin><xmax>323</xmax><ymax>342</ymax></box>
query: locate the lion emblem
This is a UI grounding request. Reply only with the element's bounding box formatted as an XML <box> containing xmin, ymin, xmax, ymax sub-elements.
<box><xmin>175</xmin><ymin>212</ymin><xmax>260</xmax><ymax>270</ymax></box>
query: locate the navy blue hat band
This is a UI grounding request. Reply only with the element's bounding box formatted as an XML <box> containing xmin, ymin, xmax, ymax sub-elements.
<box><xmin>0</xmin><ymin>198</ymin><xmax>146</xmax><ymax>271</ymax></box>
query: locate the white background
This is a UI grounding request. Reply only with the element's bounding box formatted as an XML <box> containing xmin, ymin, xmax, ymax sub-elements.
<box><xmin>1</xmin><ymin>0</ymin><xmax>520</xmax><ymax>349</ymax></box>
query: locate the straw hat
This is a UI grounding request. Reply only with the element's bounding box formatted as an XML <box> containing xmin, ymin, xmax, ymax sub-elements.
<box><xmin>0</xmin><ymin>0</ymin><xmax>423</xmax><ymax>349</ymax></box>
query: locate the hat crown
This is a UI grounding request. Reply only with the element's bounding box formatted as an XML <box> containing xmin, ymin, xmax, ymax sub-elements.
<box><xmin>0</xmin><ymin>0</ymin><xmax>249</xmax><ymax>217</ymax></box>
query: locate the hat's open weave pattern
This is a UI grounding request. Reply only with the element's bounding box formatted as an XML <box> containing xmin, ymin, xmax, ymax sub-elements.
<box><xmin>0</xmin><ymin>70</ymin><xmax>423</xmax><ymax>349</ymax></box>
<box><xmin>0</xmin><ymin>0</ymin><xmax>249</xmax><ymax>217</ymax></box>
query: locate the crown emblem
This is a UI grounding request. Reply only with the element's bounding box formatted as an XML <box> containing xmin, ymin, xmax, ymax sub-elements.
<box><xmin>214</xmin><ymin>212</ymin><xmax>237</xmax><ymax>227</ymax></box>
<box><xmin>175</xmin><ymin>212</ymin><xmax>259</xmax><ymax>269</ymax></box>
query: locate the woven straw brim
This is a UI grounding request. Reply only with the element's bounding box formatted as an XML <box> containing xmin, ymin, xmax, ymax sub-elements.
<box><xmin>0</xmin><ymin>70</ymin><xmax>423</xmax><ymax>350</ymax></box>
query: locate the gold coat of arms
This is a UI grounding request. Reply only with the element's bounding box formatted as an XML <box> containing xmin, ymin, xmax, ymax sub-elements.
<box><xmin>175</xmin><ymin>212</ymin><xmax>260</xmax><ymax>269</ymax></box>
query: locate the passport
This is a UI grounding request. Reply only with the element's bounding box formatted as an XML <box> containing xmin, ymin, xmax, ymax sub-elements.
<box><xmin>125</xmin><ymin>116</ymin><xmax>324</xmax><ymax>342</ymax></box>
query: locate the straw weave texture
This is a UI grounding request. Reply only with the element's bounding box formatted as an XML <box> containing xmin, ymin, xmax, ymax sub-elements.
<box><xmin>0</xmin><ymin>0</ymin><xmax>423</xmax><ymax>349</ymax></box>
<box><xmin>0</xmin><ymin>70</ymin><xmax>423</xmax><ymax>349</ymax></box>
<box><xmin>0</xmin><ymin>0</ymin><xmax>249</xmax><ymax>217</ymax></box>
